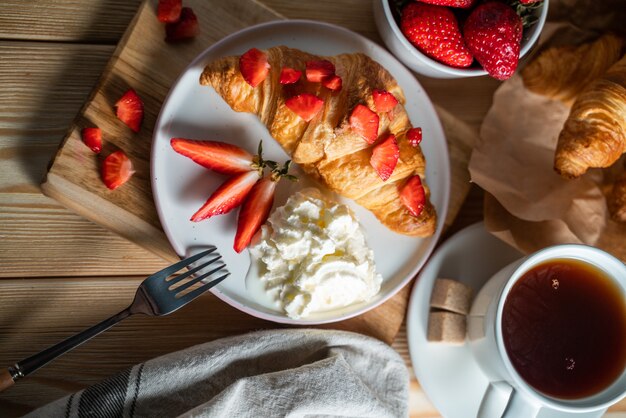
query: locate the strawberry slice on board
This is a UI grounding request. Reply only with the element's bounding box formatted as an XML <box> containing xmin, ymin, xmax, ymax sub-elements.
<box><xmin>165</xmin><ymin>7</ymin><xmax>199</xmax><ymax>42</ymax></box>
<box><xmin>115</xmin><ymin>89</ymin><xmax>144</xmax><ymax>133</ymax></box>
<box><xmin>406</xmin><ymin>127</ymin><xmax>423</xmax><ymax>147</ymax></box>
<box><xmin>400</xmin><ymin>175</ymin><xmax>426</xmax><ymax>217</ymax></box>
<box><xmin>81</xmin><ymin>127</ymin><xmax>102</xmax><ymax>154</ymax></box>
<box><xmin>101</xmin><ymin>150</ymin><xmax>135</xmax><ymax>190</ymax></box>
<box><xmin>240</xmin><ymin>48</ymin><xmax>270</xmax><ymax>88</ymax></box>
<box><xmin>233</xmin><ymin>175</ymin><xmax>277</xmax><ymax>253</ymax></box>
<box><xmin>349</xmin><ymin>104</ymin><xmax>379</xmax><ymax>144</ymax></box>
<box><xmin>157</xmin><ymin>0</ymin><xmax>182</xmax><ymax>23</ymax></box>
<box><xmin>370</xmin><ymin>134</ymin><xmax>399</xmax><ymax>181</ymax></box>
<box><xmin>285</xmin><ymin>93</ymin><xmax>324</xmax><ymax>122</ymax></box>
<box><xmin>171</xmin><ymin>139</ymin><xmax>254</xmax><ymax>175</ymax></box>
<box><xmin>305</xmin><ymin>60</ymin><xmax>335</xmax><ymax>82</ymax></box>
<box><xmin>190</xmin><ymin>170</ymin><xmax>259</xmax><ymax>222</ymax></box>
<box><xmin>372</xmin><ymin>89</ymin><xmax>399</xmax><ymax>113</ymax></box>
<box><xmin>279</xmin><ymin>67</ymin><xmax>302</xmax><ymax>84</ymax></box>
<box><xmin>322</xmin><ymin>74</ymin><xmax>342</xmax><ymax>91</ymax></box>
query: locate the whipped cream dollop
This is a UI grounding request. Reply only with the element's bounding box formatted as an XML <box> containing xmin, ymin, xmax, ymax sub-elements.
<box><xmin>249</xmin><ymin>188</ymin><xmax>382</xmax><ymax>319</ymax></box>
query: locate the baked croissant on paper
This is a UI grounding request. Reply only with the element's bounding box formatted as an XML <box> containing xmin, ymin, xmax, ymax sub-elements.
<box><xmin>554</xmin><ymin>53</ymin><xmax>626</xmax><ymax>179</ymax></box>
<box><xmin>199</xmin><ymin>46</ymin><xmax>436</xmax><ymax>236</ymax></box>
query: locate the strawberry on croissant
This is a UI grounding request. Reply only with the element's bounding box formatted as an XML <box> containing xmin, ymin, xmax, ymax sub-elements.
<box><xmin>199</xmin><ymin>46</ymin><xmax>436</xmax><ymax>236</ymax></box>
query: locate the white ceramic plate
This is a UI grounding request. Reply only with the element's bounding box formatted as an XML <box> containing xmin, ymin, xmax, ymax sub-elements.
<box><xmin>407</xmin><ymin>223</ymin><xmax>606</xmax><ymax>418</ymax></box>
<box><xmin>151</xmin><ymin>20</ymin><xmax>450</xmax><ymax>324</ymax></box>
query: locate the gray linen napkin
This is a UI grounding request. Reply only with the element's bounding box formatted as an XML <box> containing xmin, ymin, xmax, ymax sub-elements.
<box><xmin>26</xmin><ymin>329</ymin><xmax>409</xmax><ymax>418</ymax></box>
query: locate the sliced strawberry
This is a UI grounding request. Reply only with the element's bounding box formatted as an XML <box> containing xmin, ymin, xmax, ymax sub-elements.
<box><xmin>407</xmin><ymin>127</ymin><xmax>423</xmax><ymax>146</ymax></box>
<box><xmin>165</xmin><ymin>7</ymin><xmax>199</xmax><ymax>42</ymax></box>
<box><xmin>400</xmin><ymin>175</ymin><xmax>426</xmax><ymax>217</ymax></box>
<box><xmin>81</xmin><ymin>127</ymin><xmax>102</xmax><ymax>154</ymax></box>
<box><xmin>322</xmin><ymin>74</ymin><xmax>342</xmax><ymax>91</ymax></box>
<box><xmin>190</xmin><ymin>171</ymin><xmax>259</xmax><ymax>222</ymax></box>
<box><xmin>349</xmin><ymin>104</ymin><xmax>379</xmax><ymax>144</ymax></box>
<box><xmin>280</xmin><ymin>67</ymin><xmax>302</xmax><ymax>84</ymax></box>
<box><xmin>305</xmin><ymin>60</ymin><xmax>335</xmax><ymax>82</ymax></box>
<box><xmin>240</xmin><ymin>48</ymin><xmax>270</xmax><ymax>88</ymax></box>
<box><xmin>234</xmin><ymin>176</ymin><xmax>277</xmax><ymax>253</ymax></box>
<box><xmin>157</xmin><ymin>0</ymin><xmax>182</xmax><ymax>23</ymax></box>
<box><xmin>285</xmin><ymin>93</ymin><xmax>324</xmax><ymax>122</ymax></box>
<box><xmin>171</xmin><ymin>138</ymin><xmax>254</xmax><ymax>174</ymax></box>
<box><xmin>115</xmin><ymin>89</ymin><xmax>144</xmax><ymax>133</ymax></box>
<box><xmin>370</xmin><ymin>134</ymin><xmax>399</xmax><ymax>181</ymax></box>
<box><xmin>102</xmin><ymin>150</ymin><xmax>135</xmax><ymax>190</ymax></box>
<box><xmin>373</xmin><ymin>89</ymin><xmax>399</xmax><ymax>113</ymax></box>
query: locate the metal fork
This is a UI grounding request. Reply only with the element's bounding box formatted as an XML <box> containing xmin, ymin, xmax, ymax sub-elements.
<box><xmin>0</xmin><ymin>247</ymin><xmax>229</xmax><ymax>392</ymax></box>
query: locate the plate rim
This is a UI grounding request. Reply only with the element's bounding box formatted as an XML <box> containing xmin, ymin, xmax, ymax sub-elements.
<box><xmin>151</xmin><ymin>19</ymin><xmax>451</xmax><ymax>325</ymax></box>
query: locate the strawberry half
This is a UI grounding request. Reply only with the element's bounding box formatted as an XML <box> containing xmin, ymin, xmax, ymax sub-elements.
<box><xmin>401</xmin><ymin>2</ymin><xmax>473</xmax><ymax>68</ymax></box>
<box><xmin>463</xmin><ymin>2</ymin><xmax>523</xmax><ymax>80</ymax></box>
<box><xmin>102</xmin><ymin>150</ymin><xmax>135</xmax><ymax>190</ymax></box>
<box><xmin>418</xmin><ymin>0</ymin><xmax>475</xmax><ymax>8</ymax></box>
<box><xmin>373</xmin><ymin>89</ymin><xmax>399</xmax><ymax>113</ymax></box>
<box><xmin>240</xmin><ymin>48</ymin><xmax>270</xmax><ymax>88</ymax></box>
<box><xmin>349</xmin><ymin>104</ymin><xmax>379</xmax><ymax>144</ymax></box>
<box><xmin>190</xmin><ymin>170</ymin><xmax>259</xmax><ymax>222</ymax></box>
<box><xmin>165</xmin><ymin>7</ymin><xmax>199</xmax><ymax>42</ymax></box>
<box><xmin>322</xmin><ymin>75</ymin><xmax>342</xmax><ymax>91</ymax></box>
<box><xmin>280</xmin><ymin>67</ymin><xmax>302</xmax><ymax>84</ymax></box>
<box><xmin>81</xmin><ymin>127</ymin><xmax>102</xmax><ymax>154</ymax></box>
<box><xmin>285</xmin><ymin>93</ymin><xmax>324</xmax><ymax>122</ymax></box>
<box><xmin>407</xmin><ymin>127</ymin><xmax>423</xmax><ymax>147</ymax></box>
<box><xmin>115</xmin><ymin>89</ymin><xmax>144</xmax><ymax>133</ymax></box>
<box><xmin>400</xmin><ymin>175</ymin><xmax>426</xmax><ymax>217</ymax></box>
<box><xmin>370</xmin><ymin>134</ymin><xmax>399</xmax><ymax>181</ymax></box>
<box><xmin>305</xmin><ymin>60</ymin><xmax>335</xmax><ymax>82</ymax></box>
<box><xmin>234</xmin><ymin>175</ymin><xmax>277</xmax><ymax>253</ymax></box>
<box><xmin>157</xmin><ymin>0</ymin><xmax>182</xmax><ymax>23</ymax></box>
<box><xmin>171</xmin><ymin>139</ymin><xmax>254</xmax><ymax>174</ymax></box>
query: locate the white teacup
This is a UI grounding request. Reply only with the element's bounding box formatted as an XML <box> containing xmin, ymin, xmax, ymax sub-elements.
<box><xmin>467</xmin><ymin>244</ymin><xmax>626</xmax><ymax>417</ymax></box>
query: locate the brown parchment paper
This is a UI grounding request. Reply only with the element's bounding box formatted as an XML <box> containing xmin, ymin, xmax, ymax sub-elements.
<box><xmin>468</xmin><ymin>19</ymin><xmax>626</xmax><ymax>262</ymax></box>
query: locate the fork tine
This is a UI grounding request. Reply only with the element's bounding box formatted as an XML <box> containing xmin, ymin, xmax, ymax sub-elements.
<box><xmin>148</xmin><ymin>247</ymin><xmax>216</xmax><ymax>282</ymax></box>
<box><xmin>167</xmin><ymin>255</ymin><xmax>222</xmax><ymax>286</ymax></box>
<box><xmin>176</xmin><ymin>272</ymin><xmax>230</xmax><ymax>304</ymax></box>
<box><xmin>172</xmin><ymin>263</ymin><xmax>226</xmax><ymax>294</ymax></box>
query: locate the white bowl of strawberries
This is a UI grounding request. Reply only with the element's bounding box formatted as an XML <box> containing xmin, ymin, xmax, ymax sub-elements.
<box><xmin>374</xmin><ymin>0</ymin><xmax>548</xmax><ymax>80</ymax></box>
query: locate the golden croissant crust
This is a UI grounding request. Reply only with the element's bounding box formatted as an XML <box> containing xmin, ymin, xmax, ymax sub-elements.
<box><xmin>521</xmin><ymin>34</ymin><xmax>624</xmax><ymax>104</ymax></box>
<box><xmin>554</xmin><ymin>53</ymin><xmax>626</xmax><ymax>179</ymax></box>
<box><xmin>200</xmin><ymin>46</ymin><xmax>436</xmax><ymax>236</ymax></box>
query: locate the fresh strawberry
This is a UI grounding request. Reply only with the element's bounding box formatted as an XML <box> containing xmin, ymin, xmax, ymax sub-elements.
<box><xmin>372</xmin><ymin>89</ymin><xmax>399</xmax><ymax>113</ymax></box>
<box><xmin>115</xmin><ymin>89</ymin><xmax>144</xmax><ymax>133</ymax></box>
<box><xmin>349</xmin><ymin>104</ymin><xmax>379</xmax><ymax>144</ymax></box>
<box><xmin>239</xmin><ymin>48</ymin><xmax>270</xmax><ymax>88</ymax></box>
<box><xmin>463</xmin><ymin>2</ymin><xmax>523</xmax><ymax>80</ymax></box>
<box><xmin>370</xmin><ymin>134</ymin><xmax>399</xmax><ymax>182</ymax></box>
<box><xmin>81</xmin><ymin>127</ymin><xmax>102</xmax><ymax>154</ymax></box>
<box><xmin>401</xmin><ymin>2</ymin><xmax>473</xmax><ymax>68</ymax></box>
<box><xmin>285</xmin><ymin>93</ymin><xmax>324</xmax><ymax>122</ymax></box>
<box><xmin>519</xmin><ymin>0</ymin><xmax>541</xmax><ymax>3</ymax></box>
<box><xmin>171</xmin><ymin>139</ymin><xmax>254</xmax><ymax>174</ymax></box>
<box><xmin>322</xmin><ymin>75</ymin><xmax>342</xmax><ymax>91</ymax></box>
<box><xmin>407</xmin><ymin>127</ymin><xmax>423</xmax><ymax>147</ymax></box>
<box><xmin>280</xmin><ymin>67</ymin><xmax>302</xmax><ymax>84</ymax></box>
<box><xmin>418</xmin><ymin>0</ymin><xmax>475</xmax><ymax>8</ymax></box>
<box><xmin>190</xmin><ymin>171</ymin><xmax>259</xmax><ymax>222</ymax></box>
<box><xmin>165</xmin><ymin>7</ymin><xmax>199</xmax><ymax>42</ymax></box>
<box><xmin>305</xmin><ymin>60</ymin><xmax>335</xmax><ymax>82</ymax></box>
<box><xmin>157</xmin><ymin>0</ymin><xmax>182</xmax><ymax>23</ymax></box>
<box><xmin>233</xmin><ymin>175</ymin><xmax>276</xmax><ymax>253</ymax></box>
<box><xmin>101</xmin><ymin>150</ymin><xmax>135</xmax><ymax>190</ymax></box>
<box><xmin>400</xmin><ymin>175</ymin><xmax>426</xmax><ymax>217</ymax></box>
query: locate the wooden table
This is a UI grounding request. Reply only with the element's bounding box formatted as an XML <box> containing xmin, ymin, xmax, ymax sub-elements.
<box><xmin>0</xmin><ymin>1</ymin><xmax>623</xmax><ymax>417</ymax></box>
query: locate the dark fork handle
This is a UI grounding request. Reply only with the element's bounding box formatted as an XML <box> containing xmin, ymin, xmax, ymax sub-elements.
<box><xmin>1</xmin><ymin>308</ymin><xmax>131</xmax><ymax>391</ymax></box>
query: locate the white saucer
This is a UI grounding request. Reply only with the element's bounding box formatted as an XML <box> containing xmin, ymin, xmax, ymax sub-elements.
<box><xmin>407</xmin><ymin>222</ymin><xmax>606</xmax><ymax>418</ymax></box>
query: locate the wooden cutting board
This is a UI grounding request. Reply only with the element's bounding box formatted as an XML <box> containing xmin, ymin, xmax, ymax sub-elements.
<box><xmin>40</xmin><ymin>0</ymin><xmax>479</xmax><ymax>344</ymax></box>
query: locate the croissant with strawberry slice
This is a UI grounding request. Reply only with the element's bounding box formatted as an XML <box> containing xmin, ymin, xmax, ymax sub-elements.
<box><xmin>199</xmin><ymin>46</ymin><xmax>436</xmax><ymax>236</ymax></box>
